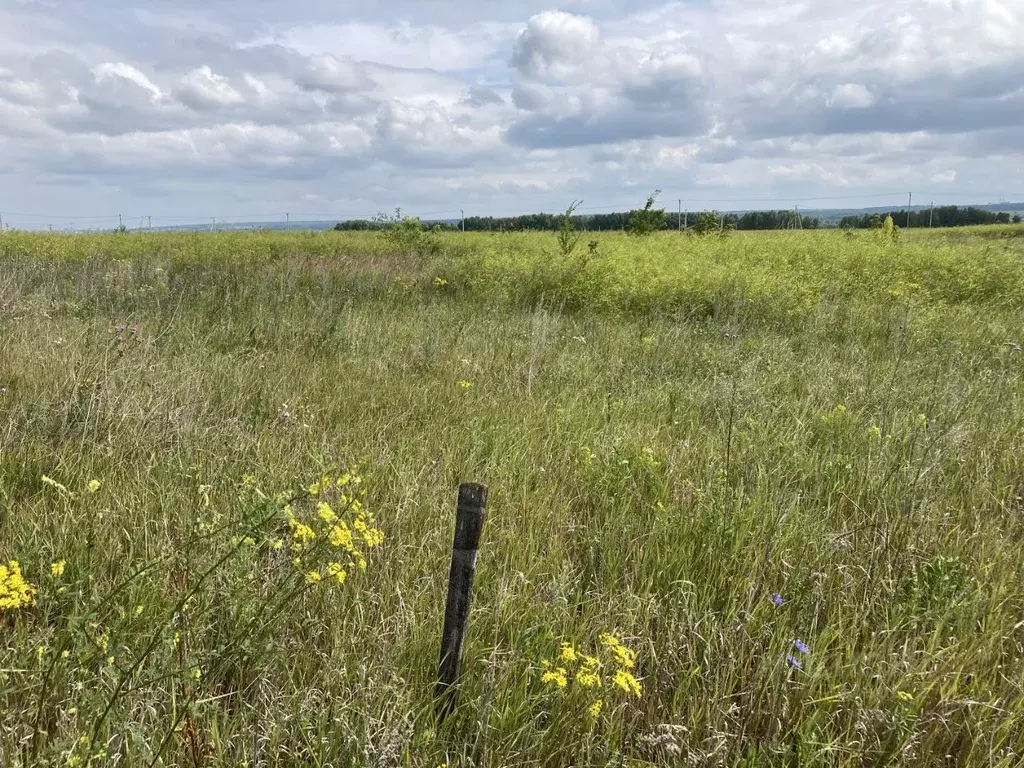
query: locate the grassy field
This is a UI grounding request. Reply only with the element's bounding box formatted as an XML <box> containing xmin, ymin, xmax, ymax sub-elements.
<box><xmin>2</xmin><ymin>225</ymin><xmax>1024</xmax><ymax>766</ymax></box>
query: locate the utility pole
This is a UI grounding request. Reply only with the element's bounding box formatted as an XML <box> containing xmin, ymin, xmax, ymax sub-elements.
<box><xmin>461</xmin><ymin>210</ymin><xmax>465</xmax><ymax>233</ymax></box>
<box><xmin>678</xmin><ymin>199</ymin><xmax>682</xmax><ymax>231</ymax></box>
<box><xmin>286</xmin><ymin>212</ymin><xmax>290</xmax><ymax>225</ymax></box>
<box><xmin>148</xmin><ymin>215</ymin><xmax>152</xmax><ymax>230</ymax></box>
<box><xmin>118</xmin><ymin>213</ymin><xmax>123</xmax><ymax>229</ymax></box>
<box><xmin>212</xmin><ymin>217</ymin><xmax>216</xmax><ymax>231</ymax></box>
<box><xmin>928</xmin><ymin>202</ymin><xmax>934</xmax><ymax>228</ymax></box>
<box><xmin>795</xmin><ymin>205</ymin><xmax>802</xmax><ymax>230</ymax></box>
<box><xmin>906</xmin><ymin>192</ymin><xmax>912</xmax><ymax>229</ymax></box>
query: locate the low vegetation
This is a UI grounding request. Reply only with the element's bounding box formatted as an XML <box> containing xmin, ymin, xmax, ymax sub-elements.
<box><xmin>1</xmin><ymin>224</ymin><xmax>1023</xmax><ymax>765</ymax></box>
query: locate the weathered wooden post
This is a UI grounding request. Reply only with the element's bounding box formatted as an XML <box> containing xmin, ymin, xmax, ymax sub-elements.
<box><xmin>436</xmin><ymin>482</ymin><xmax>488</xmax><ymax>718</ymax></box>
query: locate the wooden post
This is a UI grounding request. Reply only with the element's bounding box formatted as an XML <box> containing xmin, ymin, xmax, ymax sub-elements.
<box><xmin>436</xmin><ymin>483</ymin><xmax>488</xmax><ymax>717</ymax></box>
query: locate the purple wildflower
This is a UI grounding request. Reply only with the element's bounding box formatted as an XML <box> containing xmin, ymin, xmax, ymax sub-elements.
<box><xmin>786</xmin><ymin>654</ymin><xmax>803</xmax><ymax>670</ymax></box>
<box><xmin>771</xmin><ymin>593</ymin><xmax>784</xmax><ymax>607</ymax></box>
<box><xmin>793</xmin><ymin>639</ymin><xmax>810</xmax><ymax>654</ymax></box>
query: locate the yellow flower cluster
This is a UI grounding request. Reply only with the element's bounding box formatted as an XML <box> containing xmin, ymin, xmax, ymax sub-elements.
<box><xmin>540</xmin><ymin>665</ymin><xmax>568</xmax><ymax>688</ymax></box>
<box><xmin>285</xmin><ymin>511</ymin><xmax>317</xmax><ymax>552</ymax></box>
<box><xmin>600</xmin><ymin>633</ymin><xmax>637</xmax><ymax>669</ymax></box>
<box><xmin>539</xmin><ymin>633</ymin><xmax>643</xmax><ymax>715</ymax></box>
<box><xmin>0</xmin><ymin>561</ymin><xmax>37</xmax><ymax>612</ymax></box>
<box><xmin>612</xmin><ymin>669</ymin><xmax>642</xmax><ymax>697</ymax></box>
<box><xmin>284</xmin><ymin>470</ymin><xmax>384</xmax><ymax>588</ymax></box>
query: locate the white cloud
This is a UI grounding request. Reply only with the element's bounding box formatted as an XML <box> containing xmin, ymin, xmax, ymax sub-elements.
<box><xmin>510</xmin><ymin>11</ymin><xmax>600</xmax><ymax>81</ymax></box>
<box><xmin>827</xmin><ymin>84</ymin><xmax>875</xmax><ymax>109</ymax></box>
<box><xmin>174</xmin><ymin>66</ymin><xmax>245</xmax><ymax>111</ymax></box>
<box><xmin>295</xmin><ymin>55</ymin><xmax>374</xmax><ymax>94</ymax></box>
<box><xmin>0</xmin><ymin>0</ymin><xmax>1022</xmax><ymax>225</ymax></box>
<box><xmin>93</xmin><ymin>62</ymin><xmax>163</xmax><ymax>101</ymax></box>
<box><xmin>267</xmin><ymin>20</ymin><xmax>510</xmax><ymax>72</ymax></box>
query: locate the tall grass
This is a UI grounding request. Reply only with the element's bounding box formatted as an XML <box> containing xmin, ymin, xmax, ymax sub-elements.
<box><xmin>1</xmin><ymin>226</ymin><xmax>1023</xmax><ymax>766</ymax></box>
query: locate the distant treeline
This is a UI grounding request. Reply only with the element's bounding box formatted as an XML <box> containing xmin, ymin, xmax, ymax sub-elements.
<box><xmin>332</xmin><ymin>204</ymin><xmax>1022</xmax><ymax>233</ymax></box>
<box><xmin>840</xmin><ymin>206</ymin><xmax>1022</xmax><ymax>229</ymax></box>
<box><xmin>335</xmin><ymin>209</ymin><xmax>822</xmax><ymax>232</ymax></box>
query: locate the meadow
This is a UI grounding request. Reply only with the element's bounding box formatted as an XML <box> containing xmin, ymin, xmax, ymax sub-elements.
<box><xmin>1</xmin><ymin>224</ymin><xmax>1023</xmax><ymax>766</ymax></box>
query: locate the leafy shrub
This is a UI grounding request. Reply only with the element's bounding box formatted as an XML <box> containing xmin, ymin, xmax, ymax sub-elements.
<box><xmin>373</xmin><ymin>208</ymin><xmax>443</xmax><ymax>256</ymax></box>
<box><xmin>627</xmin><ymin>190</ymin><xmax>667</xmax><ymax>237</ymax></box>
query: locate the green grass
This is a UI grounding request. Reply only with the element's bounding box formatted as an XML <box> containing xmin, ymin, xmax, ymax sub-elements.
<box><xmin>2</xmin><ymin>226</ymin><xmax>1023</xmax><ymax>766</ymax></box>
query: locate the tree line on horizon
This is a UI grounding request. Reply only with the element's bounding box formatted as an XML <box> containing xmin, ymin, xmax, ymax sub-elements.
<box><xmin>335</xmin><ymin>208</ymin><xmax>822</xmax><ymax>232</ymax></box>
<box><xmin>839</xmin><ymin>206</ymin><xmax>1021</xmax><ymax>229</ymax></box>
<box><xmin>334</xmin><ymin>204</ymin><xmax>1021</xmax><ymax>233</ymax></box>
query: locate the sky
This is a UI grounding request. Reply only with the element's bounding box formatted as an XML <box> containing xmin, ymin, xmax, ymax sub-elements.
<box><xmin>1</xmin><ymin>0</ymin><xmax>1024</xmax><ymax>229</ymax></box>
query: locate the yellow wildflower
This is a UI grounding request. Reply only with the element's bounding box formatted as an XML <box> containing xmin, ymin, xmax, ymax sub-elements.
<box><xmin>559</xmin><ymin>642</ymin><xmax>578</xmax><ymax>663</ymax></box>
<box><xmin>67</xmin><ymin>756</ymin><xmax>82</xmax><ymax>767</ymax></box>
<box><xmin>575</xmin><ymin>669</ymin><xmax>601</xmax><ymax>687</ymax></box>
<box><xmin>587</xmin><ymin>699</ymin><xmax>604</xmax><ymax>718</ymax></box>
<box><xmin>612</xmin><ymin>670</ymin><xmax>642</xmax><ymax>697</ymax></box>
<box><xmin>354</xmin><ymin>512</ymin><xmax>385</xmax><ymax>547</ymax></box>
<box><xmin>308</xmin><ymin>475</ymin><xmax>332</xmax><ymax>495</ymax></box>
<box><xmin>317</xmin><ymin>502</ymin><xmax>338</xmax><ymax>523</ymax></box>
<box><xmin>270</xmin><ymin>538</ymin><xmax>284</xmax><ymax>550</ymax></box>
<box><xmin>305</xmin><ymin>570</ymin><xmax>322</xmax><ymax>585</ymax></box>
<box><xmin>87</xmin><ymin>480</ymin><xmax>101</xmax><ymax>493</ymax></box>
<box><xmin>581</xmin><ymin>655</ymin><xmax>600</xmax><ymax>670</ymax></box>
<box><xmin>51</xmin><ymin>560</ymin><xmax>66</xmax><ymax>578</ymax></box>
<box><xmin>336</xmin><ymin>473</ymin><xmax>352</xmax><ymax>487</ymax></box>
<box><xmin>540</xmin><ymin>667</ymin><xmax>568</xmax><ymax>689</ymax></box>
<box><xmin>600</xmin><ymin>633</ymin><xmax>637</xmax><ymax>668</ymax></box>
<box><xmin>0</xmin><ymin>561</ymin><xmax>37</xmax><ymax>612</ymax></box>
<box><xmin>328</xmin><ymin>522</ymin><xmax>354</xmax><ymax>550</ymax></box>
<box><xmin>327</xmin><ymin>562</ymin><xmax>347</xmax><ymax>585</ymax></box>
<box><xmin>457</xmin><ymin>380</ymin><xmax>473</xmax><ymax>389</ymax></box>
<box><xmin>288</xmin><ymin>518</ymin><xmax>316</xmax><ymax>551</ymax></box>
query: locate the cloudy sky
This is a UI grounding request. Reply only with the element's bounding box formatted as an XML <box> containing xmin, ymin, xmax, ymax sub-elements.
<box><xmin>2</xmin><ymin>0</ymin><xmax>1023</xmax><ymax>228</ymax></box>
